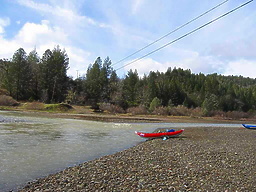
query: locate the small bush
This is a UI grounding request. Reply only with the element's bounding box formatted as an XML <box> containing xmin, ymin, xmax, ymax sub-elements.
<box><xmin>23</xmin><ymin>102</ymin><xmax>45</xmax><ymax>110</ymax></box>
<box><xmin>99</xmin><ymin>103</ymin><xmax>125</xmax><ymax>114</ymax></box>
<box><xmin>45</xmin><ymin>103</ymin><xmax>73</xmax><ymax>112</ymax></box>
<box><xmin>0</xmin><ymin>95</ymin><xmax>19</xmax><ymax>106</ymax></box>
<box><xmin>169</xmin><ymin>105</ymin><xmax>191</xmax><ymax>116</ymax></box>
<box><xmin>168</xmin><ymin>107</ymin><xmax>178</xmax><ymax>116</ymax></box>
<box><xmin>126</xmin><ymin>105</ymin><xmax>148</xmax><ymax>115</ymax></box>
<box><xmin>149</xmin><ymin>97</ymin><xmax>161</xmax><ymax>112</ymax></box>
<box><xmin>152</xmin><ymin>106</ymin><xmax>169</xmax><ymax>116</ymax></box>
<box><xmin>190</xmin><ymin>107</ymin><xmax>204</xmax><ymax>117</ymax></box>
<box><xmin>0</xmin><ymin>89</ymin><xmax>9</xmax><ymax>96</ymax></box>
<box><xmin>226</xmin><ymin>111</ymin><xmax>249</xmax><ymax>119</ymax></box>
<box><xmin>177</xmin><ymin>105</ymin><xmax>191</xmax><ymax>116</ymax></box>
<box><xmin>211</xmin><ymin>110</ymin><xmax>226</xmax><ymax>118</ymax></box>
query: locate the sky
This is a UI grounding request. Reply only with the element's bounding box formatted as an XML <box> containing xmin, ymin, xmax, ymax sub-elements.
<box><xmin>0</xmin><ymin>0</ymin><xmax>255</xmax><ymax>79</ymax></box>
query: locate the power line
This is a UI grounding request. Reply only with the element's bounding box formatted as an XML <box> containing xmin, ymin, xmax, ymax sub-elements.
<box><xmin>112</xmin><ymin>0</ymin><xmax>229</xmax><ymax>67</ymax></box>
<box><xmin>115</xmin><ymin>0</ymin><xmax>254</xmax><ymax>71</ymax></box>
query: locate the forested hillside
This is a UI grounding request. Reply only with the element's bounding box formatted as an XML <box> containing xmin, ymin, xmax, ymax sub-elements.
<box><xmin>1</xmin><ymin>47</ymin><xmax>256</xmax><ymax>116</ymax></box>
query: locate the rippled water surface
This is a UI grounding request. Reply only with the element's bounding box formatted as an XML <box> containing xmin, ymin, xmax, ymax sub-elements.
<box><xmin>0</xmin><ymin>111</ymin><xmax>241</xmax><ymax>191</ymax></box>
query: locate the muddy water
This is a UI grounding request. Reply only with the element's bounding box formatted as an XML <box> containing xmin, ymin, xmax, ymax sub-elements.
<box><xmin>0</xmin><ymin>111</ymin><xmax>241</xmax><ymax>191</ymax></box>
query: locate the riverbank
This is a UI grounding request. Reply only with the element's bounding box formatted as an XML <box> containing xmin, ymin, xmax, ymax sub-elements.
<box><xmin>2</xmin><ymin>107</ymin><xmax>256</xmax><ymax>124</ymax></box>
<box><xmin>18</xmin><ymin>126</ymin><xmax>256</xmax><ymax>191</ymax></box>
<box><xmin>2</xmin><ymin>103</ymin><xmax>256</xmax><ymax>124</ymax></box>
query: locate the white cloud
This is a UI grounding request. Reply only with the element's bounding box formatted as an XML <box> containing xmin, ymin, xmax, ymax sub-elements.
<box><xmin>123</xmin><ymin>49</ymin><xmax>227</xmax><ymax>77</ymax></box>
<box><xmin>0</xmin><ymin>17</ymin><xmax>10</xmax><ymax>34</ymax></box>
<box><xmin>15</xmin><ymin>20</ymin><xmax>68</xmax><ymax>46</ymax></box>
<box><xmin>0</xmin><ymin>19</ymin><xmax>91</xmax><ymax>77</ymax></box>
<box><xmin>210</xmin><ymin>38</ymin><xmax>256</xmax><ymax>60</ymax></box>
<box><xmin>124</xmin><ymin>58</ymin><xmax>168</xmax><ymax>76</ymax></box>
<box><xmin>0</xmin><ymin>20</ymin><xmax>67</xmax><ymax>57</ymax></box>
<box><xmin>223</xmin><ymin>59</ymin><xmax>256</xmax><ymax>78</ymax></box>
<box><xmin>0</xmin><ymin>37</ymin><xmax>19</xmax><ymax>59</ymax></box>
<box><xmin>6</xmin><ymin>0</ymin><xmax>255</xmax><ymax>79</ymax></box>
<box><xmin>177</xmin><ymin>53</ymin><xmax>225</xmax><ymax>75</ymax></box>
<box><xmin>125</xmin><ymin>49</ymin><xmax>256</xmax><ymax>79</ymax></box>
<box><xmin>132</xmin><ymin>0</ymin><xmax>145</xmax><ymax>14</ymax></box>
<box><xmin>17</xmin><ymin>0</ymin><xmax>110</xmax><ymax>29</ymax></box>
<box><xmin>13</xmin><ymin>0</ymin><xmax>111</xmax><ymax>78</ymax></box>
<box><xmin>65</xmin><ymin>46</ymin><xmax>91</xmax><ymax>78</ymax></box>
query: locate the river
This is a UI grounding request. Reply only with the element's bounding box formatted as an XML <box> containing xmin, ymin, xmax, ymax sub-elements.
<box><xmin>0</xmin><ymin>111</ymin><xmax>241</xmax><ymax>191</ymax></box>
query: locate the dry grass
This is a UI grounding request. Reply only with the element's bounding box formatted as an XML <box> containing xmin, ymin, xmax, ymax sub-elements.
<box><xmin>99</xmin><ymin>103</ymin><xmax>125</xmax><ymax>114</ymax></box>
<box><xmin>126</xmin><ymin>105</ymin><xmax>148</xmax><ymax>115</ymax></box>
<box><xmin>0</xmin><ymin>95</ymin><xmax>19</xmax><ymax>106</ymax></box>
<box><xmin>22</xmin><ymin>102</ymin><xmax>45</xmax><ymax>110</ymax></box>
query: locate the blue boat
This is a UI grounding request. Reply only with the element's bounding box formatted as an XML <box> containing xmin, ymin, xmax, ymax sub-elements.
<box><xmin>242</xmin><ymin>124</ymin><xmax>256</xmax><ymax>130</ymax></box>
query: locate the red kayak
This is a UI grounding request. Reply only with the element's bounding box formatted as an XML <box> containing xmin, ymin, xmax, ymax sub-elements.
<box><xmin>135</xmin><ymin>129</ymin><xmax>184</xmax><ymax>139</ymax></box>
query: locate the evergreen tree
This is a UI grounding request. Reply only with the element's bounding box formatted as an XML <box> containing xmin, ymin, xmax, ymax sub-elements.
<box><xmin>149</xmin><ymin>97</ymin><xmax>161</xmax><ymax>112</ymax></box>
<box><xmin>39</xmin><ymin>49</ymin><xmax>52</xmax><ymax>102</ymax></box>
<box><xmin>85</xmin><ymin>57</ymin><xmax>102</xmax><ymax>108</ymax></box>
<box><xmin>11</xmin><ymin>48</ymin><xmax>31</xmax><ymax>100</ymax></box>
<box><xmin>27</xmin><ymin>49</ymin><xmax>40</xmax><ymax>100</ymax></box>
<box><xmin>0</xmin><ymin>59</ymin><xmax>13</xmax><ymax>95</ymax></box>
<box><xmin>109</xmin><ymin>70</ymin><xmax>120</xmax><ymax>104</ymax></box>
<box><xmin>39</xmin><ymin>46</ymin><xmax>69</xmax><ymax>103</ymax></box>
<box><xmin>146</xmin><ymin>71</ymin><xmax>158</xmax><ymax>105</ymax></box>
<box><xmin>100</xmin><ymin>57</ymin><xmax>112</xmax><ymax>102</ymax></box>
<box><xmin>202</xmin><ymin>94</ymin><xmax>220</xmax><ymax>115</ymax></box>
<box><xmin>122</xmin><ymin>69</ymin><xmax>139</xmax><ymax>108</ymax></box>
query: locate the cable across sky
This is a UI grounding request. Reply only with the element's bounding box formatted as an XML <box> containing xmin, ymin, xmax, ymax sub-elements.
<box><xmin>115</xmin><ymin>0</ymin><xmax>254</xmax><ymax>71</ymax></box>
<box><xmin>112</xmin><ymin>0</ymin><xmax>229</xmax><ymax>67</ymax></box>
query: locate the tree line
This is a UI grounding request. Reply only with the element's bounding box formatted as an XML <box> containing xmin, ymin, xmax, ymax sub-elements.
<box><xmin>0</xmin><ymin>46</ymin><xmax>69</xmax><ymax>103</ymax></box>
<box><xmin>1</xmin><ymin>46</ymin><xmax>256</xmax><ymax>114</ymax></box>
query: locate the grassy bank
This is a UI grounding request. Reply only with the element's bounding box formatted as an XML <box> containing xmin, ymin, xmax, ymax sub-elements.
<box><xmin>1</xmin><ymin>102</ymin><xmax>256</xmax><ymax>124</ymax></box>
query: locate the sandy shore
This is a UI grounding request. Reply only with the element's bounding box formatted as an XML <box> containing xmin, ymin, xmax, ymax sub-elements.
<box><xmin>18</xmin><ymin>126</ymin><xmax>256</xmax><ymax>192</ymax></box>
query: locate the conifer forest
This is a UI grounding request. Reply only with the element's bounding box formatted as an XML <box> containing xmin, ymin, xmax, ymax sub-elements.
<box><xmin>1</xmin><ymin>47</ymin><xmax>256</xmax><ymax>117</ymax></box>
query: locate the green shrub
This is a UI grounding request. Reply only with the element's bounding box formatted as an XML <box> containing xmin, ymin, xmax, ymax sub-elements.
<box><xmin>45</xmin><ymin>103</ymin><xmax>73</xmax><ymax>112</ymax></box>
<box><xmin>149</xmin><ymin>97</ymin><xmax>161</xmax><ymax>112</ymax></box>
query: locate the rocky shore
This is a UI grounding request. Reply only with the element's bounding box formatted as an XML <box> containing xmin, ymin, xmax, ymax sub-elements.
<box><xmin>19</xmin><ymin>126</ymin><xmax>255</xmax><ymax>192</ymax></box>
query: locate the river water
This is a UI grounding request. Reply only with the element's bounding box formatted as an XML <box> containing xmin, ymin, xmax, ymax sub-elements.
<box><xmin>0</xmin><ymin>111</ymin><xmax>241</xmax><ymax>191</ymax></box>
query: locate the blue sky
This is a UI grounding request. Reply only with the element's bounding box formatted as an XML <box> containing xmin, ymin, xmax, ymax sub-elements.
<box><xmin>0</xmin><ymin>0</ymin><xmax>255</xmax><ymax>78</ymax></box>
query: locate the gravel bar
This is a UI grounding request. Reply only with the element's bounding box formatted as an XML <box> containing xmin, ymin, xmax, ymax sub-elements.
<box><xmin>18</xmin><ymin>127</ymin><xmax>256</xmax><ymax>192</ymax></box>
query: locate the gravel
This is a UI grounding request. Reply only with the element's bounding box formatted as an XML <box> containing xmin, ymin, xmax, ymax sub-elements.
<box><xmin>18</xmin><ymin>127</ymin><xmax>256</xmax><ymax>191</ymax></box>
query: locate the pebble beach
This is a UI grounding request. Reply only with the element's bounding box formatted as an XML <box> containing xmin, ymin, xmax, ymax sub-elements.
<box><xmin>18</xmin><ymin>126</ymin><xmax>256</xmax><ymax>192</ymax></box>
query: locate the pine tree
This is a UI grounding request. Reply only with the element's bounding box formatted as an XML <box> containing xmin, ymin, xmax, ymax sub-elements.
<box><xmin>85</xmin><ymin>57</ymin><xmax>102</xmax><ymax>108</ymax></box>
<box><xmin>122</xmin><ymin>69</ymin><xmax>139</xmax><ymax>107</ymax></box>
<box><xmin>11</xmin><ymin>48</ymin><xmax>31</xmax><ymax>100</ymax></box>
<box><xmin>100</xmin><ymin>57</ymin><xmax>112</xmax><ymax>102</ymax></box>
<box><xmin>39</xmin><ymin>46</ymin><xmax>69</xmax><ymax>103</ymax></box>
<box><xmin>149</xmin><ymin>97</ymin><xmax>161</xmax><ymax>112</ymax></box>
<box><xmin>27</xmin><ymin>49</ymin><xmax>40</xmax><ymax>100</ymax></box>
<box><xmin>0</xmin><ymin>59</ymin><xmax>13</xmax><ymax>95</ymax></box>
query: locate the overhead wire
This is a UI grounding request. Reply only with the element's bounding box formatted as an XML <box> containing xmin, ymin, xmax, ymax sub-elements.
<box><xmin>112</xmin><ymin>0</ymin><xmax>229</xmax><ymax>67</ymax></box>
<box><xmin>115</xmin><ymin>0</ymin><xmax>254</xmax><ymax>71</ymax></box>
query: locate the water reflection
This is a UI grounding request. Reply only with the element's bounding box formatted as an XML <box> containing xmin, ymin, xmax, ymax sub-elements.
<box><xmin>83</xmin><ymin>131</ymin><xmax>109</xmax><ymax>139</ymax></box>
<box><xmin>1</xmin><ymin>123</ymin><xmax>64</xmax><ymax>141</ymax></box>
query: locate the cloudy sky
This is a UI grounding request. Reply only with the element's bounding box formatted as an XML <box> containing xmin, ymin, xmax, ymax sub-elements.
<box><xmin>0</xmin><ymin>0</ymin><xmax>255</xmax><ymax>78</ymax></box>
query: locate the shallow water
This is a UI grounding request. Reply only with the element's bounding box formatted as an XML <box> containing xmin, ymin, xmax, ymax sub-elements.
<box><xmin>0</xmin><ymin>111</ymin><xmax>241</xmax><ymax>191</ymax></box>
